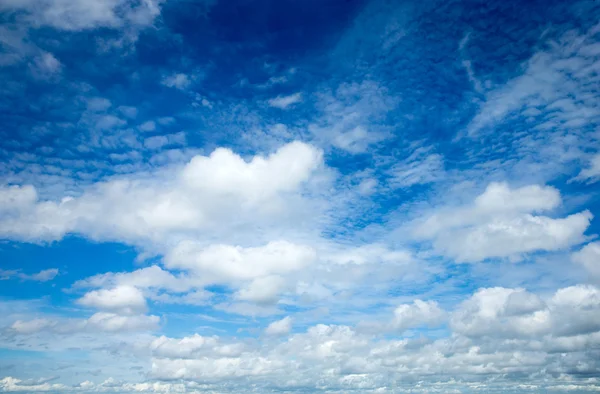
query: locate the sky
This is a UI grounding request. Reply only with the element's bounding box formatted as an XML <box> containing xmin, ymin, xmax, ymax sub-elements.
<box><xmin>1</xmin><ymin>0</ymin><xmax>600</xmax><ymax>392</ymax></box>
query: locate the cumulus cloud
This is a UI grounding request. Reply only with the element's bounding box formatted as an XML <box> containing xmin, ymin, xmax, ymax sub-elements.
<box><xmin>77</xmin><ymin>285</ymin><xmax>147</xmax><ymax>315</ymax></box>
<box><xmin>572</xmin><ymin>242</ymin><xmax>600</xmax><ymax>282</ymax></box>
<box><xmin>392</xmin><ymin>300</ymin><xmax>445</xmax><ymax>332</ymax></box>
<box><xmin>414</xmin><ymin>182</ymin><xmax>592</xmax><ymax>262</ymax></box>
<box><xmin>235</xmin><ymin>275</ymin><xmax>286</xmax><ymax>304</ymax></box>
<box><xmin>165</xmin><ymin>241</ymin><xmax>316</xmax><ymax>282</ymax></box>
<box><xmin>265</xmin><ymin>316</ymin><xmax>292</xmax><ymax>336</ymax></box>
<box><xmin>0</xmin><ymin>141</ymin><xmax>324</xmax><ymax>245</ymax></box>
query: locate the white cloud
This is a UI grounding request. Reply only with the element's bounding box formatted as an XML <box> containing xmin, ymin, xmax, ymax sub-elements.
<box><xmin>451</xmin><ymin>285</ymin><xmax>600</xmax><ymax>339</ymax></box>
<box><xmin>414</xmin><ymin>182</ymin><xmax>592</xmax><ymax>262</ymax></box>
<box><xmin>138</xmin><ymin>120</ymin><xmax>156</xmax><ymax>132</ymax></box>
<box><xmin>165</xmin><ymin>241</ymin><xmax>316</xmax><ymax>282</ymax></box>
<box><xmin>267</xmin><ymin>92</ymin><xmax>303</xmax><ymax>109</ymax></box>
<box><xmin>162</xmin><ymin>73</ymin><xmax>191</xmax><ymax>90</ymax></box>
<box><xmin>29</xmin><ymin>51</ymin><xmax>62</xmax><ymax>79</ymax></box>
<box><xmin>20</xmin><ymin>268</ymin><xmax>59</xmax><ymax>282</ymax></box>
<box><xmin>390</xmin><ymin>147</ymin><xmax>444</xmax><ymax>188</ymax></box>
<box><xmin>0</xmin><ymin>141</ymin><xmax>324</xmax><ymax>246</ymax></box>
<box><xmin>86</xmin><ymin>97</ymin><xmax>112</xmax><ymax>112</ymax></box>
<box><xmin>0</xmin><ymin>268</ymin><xmax>58</xmax><ymax>282</ymax></box>
<box><xmin>10</xmin><ymin>318</ymin><xmax>56</xmax><ymax>334</ymax></box>
<box><xmin>118</xmin><ymin>105</ymin><xmax>138</xmax><ymax>119</ymax></box>
<box><xmin>572</xmin><ymin>242</ymin><xmax>600</xmax><ymax>282</ymax></box>
<box><xmin>235</xmin><ymin>275</ymin><xmax>286</xmax><ymax>304</ymax></box>
<box><xmin>77</xmin><ymin>285</ymin><xmax>147</xmax><ymax>315</ymax></box>
<box><xmin>310</xmin><ymin>81</ymin><xmax>395</xmax><ymax>153</ymax></box>
<box><xmin>86</xmin><ymin>312</ymin><xmax>159</xmax><ymax>332</ymax></box>
<box><xmin>144</xmin><ymin>132</ymin><xmax>186</xmax><ymax>150</ymax></box>
<box><xmin>575</xmin><ymin>153</ymin><xmax>600</xmax><ymax>183</ymax></box>
<box><xmin>0</xmin><ymin>0</ymin><xmax>164</xmax><ymax>31</ymax></box>
<box><xmin>265</xmin><ymin>316</ymin><xmax>292</xmax><ymax>336</ymax></box>
<box><xmin>392</xmin><ymin>300</ymin><xmax>445</xmax><ymax>332</ymax></box>
<box><xmin>10</xmin><ymin>312</ymin><xmax>159</xmax><ymax>334</ymax></box>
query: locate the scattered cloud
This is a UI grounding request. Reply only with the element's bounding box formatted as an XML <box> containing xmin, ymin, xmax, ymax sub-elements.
<box><xmin>267</xmin><ymin>92</ymin><xmax>303</xmax><ymax>109</ymax></box>
<box><xmin>0</xmin><ymin>268</ymin><xmax>59</xmax><ymax>282</ymax></box>
<box><xmin>162</xmin><ymin>73</ymin><xmax>192</xmax><ymax>90</ymax></box>
<box><xmin>414</xmin><ymin>182</ymin><xmax>592</xmax><ymax>262</ymax></box>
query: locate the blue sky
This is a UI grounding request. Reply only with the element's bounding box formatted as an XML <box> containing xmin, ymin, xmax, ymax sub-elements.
<box><xmin>1</xmin><ymin>0</ymin><xmax>600</xmax><ymax>392</ymax></box>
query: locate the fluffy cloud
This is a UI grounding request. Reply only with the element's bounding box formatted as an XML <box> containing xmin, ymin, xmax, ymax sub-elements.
<box><xmin>572</xmin><ymin>242</ymin><xmax>600</xmax><ymax>282</ymax></box>
<box><xmin>265</xmin><ymin>316</ymin><xmax>292</xmax><ymax>336</ymax></box>
<box><xmin>0</xmin><ymin>141</ymin><xmax>324</xmax><ymax>245</ymax></box>
<box><xmin>235</xmin><ymin>275</ymin><xmax>286</xmax><ymax>304</ymax></box>
<box><xmin>392</xmin><ymin>300</ymin><xmax>445</xmax><ymax>332</ymax></box>
<box><xmin>164</xmin><ymin>241</ymin><xmax>316</xmax><ymax>282</ymax></box>
<box><xmin>451</xmin><ymin>285</ymin><xmax>600</xmax><ymax>339</ymax></box>
<box><xmin>415</xmin><ymin>182</ymin><xmax>592</xmax><ymax>262</ymax></box>
<box><xmin>77</xmin><ymin>285</ymin><xmax>147</xmax><ymax>315</ymax></box>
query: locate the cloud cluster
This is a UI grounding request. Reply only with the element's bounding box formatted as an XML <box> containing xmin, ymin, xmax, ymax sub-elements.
<box><xmin>414</xmin><ymin>182</ymin><xmax>592</xmax><ymax>262</ymax></box>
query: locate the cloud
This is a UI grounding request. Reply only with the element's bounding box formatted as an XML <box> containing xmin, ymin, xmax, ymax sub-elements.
<box><xmin>392</xmin><ymin>300</ymin><xmax>445</xmax><ymax>332</ymax></box>
<box><xmin>0</xmin><ymin>268</ymin><xmax>58</xmax><ymax>282</ymax></box>
<box><xmin>265</xmin><ymin>316</ymin><xmax>292</xmax><ymax>336</ymax></box>
<box><xmin>85</xmin><ymin>312</ymin><xmax>159</xmax><ymax>332</ymax></box>
<box><xmin>267</xmin><ymin>92</ymin><xmax>303</xmax><ymax>109</ymax></box>
<box><xmin>161</xmin><ymin>73</ymin><xmax>191</xmax><ymax>90</ymax></box>
<box><xmin>77</xmin><ymin>285</ymin><xmax>147</xmax><ymax>315</ymax></box>
<box><xmin>0</xmin><ymin>0</ymin><xmax>164</xmax><ymax>31</ymax></box>
<box><xmin>0</xmin><ymin>141</ymin><xmax>324</xmax><ymax>245</ymax></box>
<box><xmin>144</xmin><ymin>132</ymin><xmax>186</xmax><ymax>150</ymax></box>
<box><xmin>165</xmin><ymin>241</ymin><xmax>316</xmax><ymax>282</ymax></box>
<box><xmin>390</xmin><ymin>147</ymin><xmax>445</xmax><ymax>188</ymax></box>
<box><xmin>234</xmin><ymin>275</ymin><xmax>286</xmax><ymax>304</ymax></box>
<box><xmin>29</xmin><ymin>52</ymin><xmax>62</xmax><ymax>80</ymax></box>
<box><xmin>414</xmin><ymin>182</ymin><xmax>592</xmax><ymax>262</ymax></box>
<box><xmin>310</xmin><ymin>81</ymin><xmax>396</xmax><ymax>153</ymax></box>
<box><xmin>574</xmin><ymin>153</ymin><xmax>600</xmax><ymax>183</ymax></box>
<box><xmin>451</xmin><ymin>285</ymin><xmax>600</xmax><ymax>338</ymax></box>
<box><xmin>20</xmin><ymin>268</ymin><xmax>59</xmax><ymax>282</ymax></box>
<box><xmin>572</xmin><ymin>242</ymin><xmax>600</xmax><ymax>282</ymax></box>
<box><xmin>138</xmin><ymin>120</ymin><xmax>156</xmax><ymax>132</ymax></box>
<box><xmin>10</xmin><ymin>312</ymin><xmax>159</xmax><ymax>334</ymax></box>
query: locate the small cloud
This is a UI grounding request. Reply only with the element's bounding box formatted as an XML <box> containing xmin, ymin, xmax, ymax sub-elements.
<box><xmin>265</xmin><ymin>316</ymin><xmax>292</xmax><ymax>336</ymax></box>
<box><xmin>162</xmin><ymin>73</ymin><xmax>191</xmax><ymax>90</ymax></box>
<box><xmin>0</xmin><ymin>268</ymin><xmax>59</xmax><ymax>282</ymax></box>
<box><xmin>138</xmin><ymin>120</ymin><xmax>156</xmax><ymax>132</ymax></box>
<box><xmin>86</xmin><ymin>97</ymin><xmax>112</xmax><ymax>112</ymax></box>
<box><xmin>29</xmin><ymin>52</ymin><xmax>62</xmax><ymax>80</ymax></box>
<box><xmin>144</xmin><ymin>132</ymin><xmax>186</xmax><ymax>150</ymax></box>
<box><xmin>157</xmin><ymin>116</ymin><xmax>175</xmax><ymax>125</ymax></box>
<box><xmin>118</xmin><ymin>106</ymin><xmax>138</xmax><ymax>119</ymax></box>
<box><xmin>268</xmin><ymin>92</ymin><xmax>302</xmax><ymax>109</ymax></box>
<box><xmin>573</xmin><ymin>154</ymin><xmax>600</xmax><ymax>184</ymax></box>
<box><xmin>21</xmin><ymin>268</ymin><xmax>59</xmax><ymax>282</ymax></box>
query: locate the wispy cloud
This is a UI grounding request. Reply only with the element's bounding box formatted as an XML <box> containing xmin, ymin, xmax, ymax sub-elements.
<box><xmin>267</xmin><ymin>92</ymin><xmax>303</xmax><ymax>109</ymax></box>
